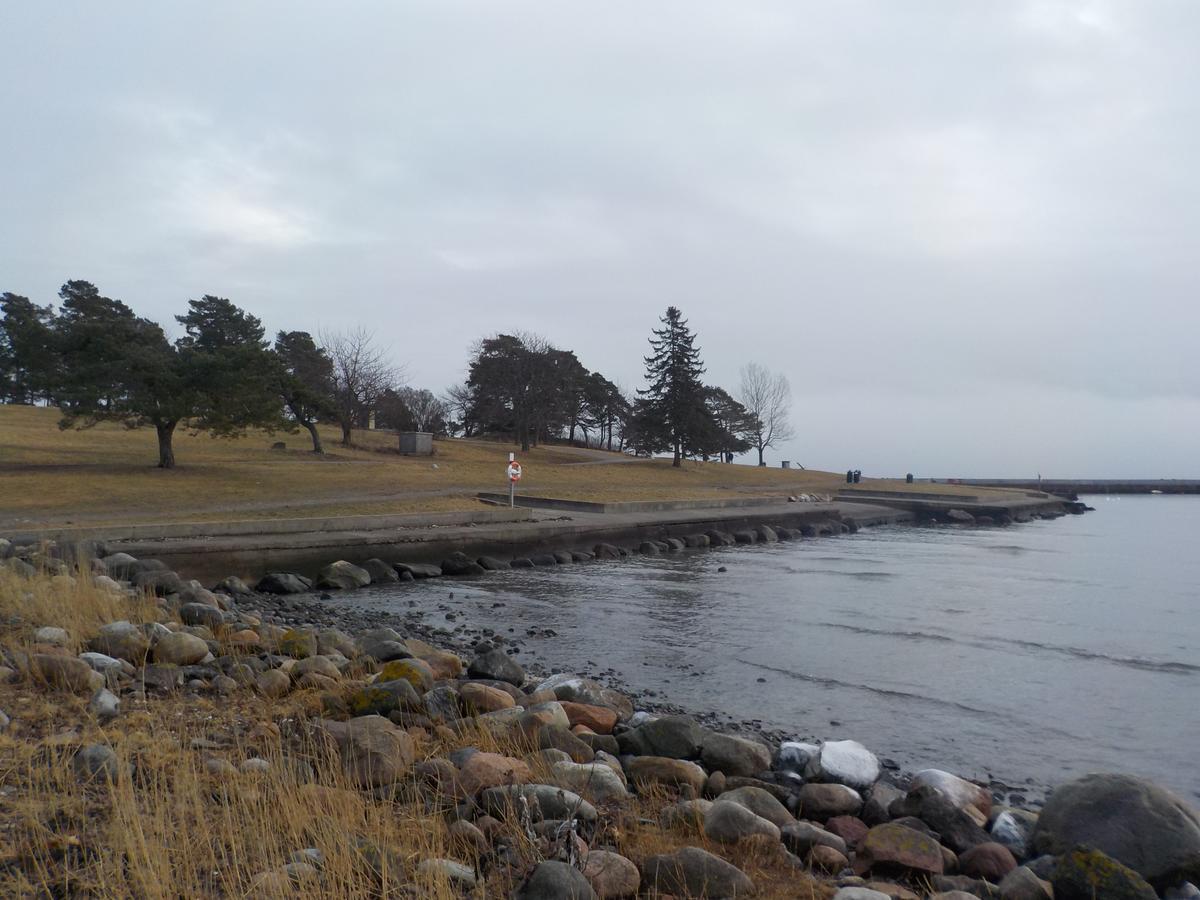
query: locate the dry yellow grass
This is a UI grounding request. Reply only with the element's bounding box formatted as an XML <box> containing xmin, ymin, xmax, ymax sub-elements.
<box><xmin>0</xmin><ymin>567</ymin><xmax>841</xmax><ymax>898</ymax></box>
<box><xmin>0</xmin><ymin>404</ymin><xmax>997</xmax><ymax>531</ymax></box>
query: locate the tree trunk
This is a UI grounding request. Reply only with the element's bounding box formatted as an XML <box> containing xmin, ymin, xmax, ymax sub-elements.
<box><xmin>156</xmin><ymin>420</ymin><xmax>178</xmax><ymax>469</ymax></box>
<box><xmin>341</xmin><ymin>419</ymin><xmax>352</xmax><ymax>447</ymax></box>
<box><xmin>672</xmin><ymin>440</ymin><xmax>681</xmax><ymax>467</ymax></box>
<box><xmin>757</xmin><ymin>445</ymin><xmax>765</xmax><ymax>466</ymax></box>
<box><xmin>304</xmin><ymin>420</ymin><xmax>324</xmax><ymax>454</ymax></box>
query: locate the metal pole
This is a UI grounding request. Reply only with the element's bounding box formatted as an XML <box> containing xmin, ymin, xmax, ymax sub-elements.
<box><xmin>510</xmin><ymin>479</ymin><xmax>514</xmax><ymax>508</ymax></box>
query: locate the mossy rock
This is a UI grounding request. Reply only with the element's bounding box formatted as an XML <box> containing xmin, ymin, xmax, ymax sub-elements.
<box><xmin>1052</xmin><ymin>846</ymin><xmax>1157</xmax><ymax>900</ymax></box>
<box><xmin>376</xmin><ymin>657</ymin><xmax>435</xmax><ymax>693</ymax></box>
<box><xmin>278</xmin><ymin>628</ymin><xmax>317</xmax><ymax>659</ymax></box>
<box><xmin>345</xmin><ymin>679</ymin><xmax>421</xmax><ymax>717</ymax></box>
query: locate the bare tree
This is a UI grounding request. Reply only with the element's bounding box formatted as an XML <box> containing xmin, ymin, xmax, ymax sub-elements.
<box><xmin>320</xmin><ymin>327</ymin><xmax>403</xmax><ymax>446</ymax></box>
<box><xmin>739</xmin><ymin>362</ymin><xmax>795</xmax><ymax>466</ymax></box>
<box><xmin>399</xmin><ymin>387</ymin><xmax>448</xmax><ymax>432</ymax></box>
<box><xmin>443</xmin><ymin>382</ymin><xmax>474</xmax><ymax>436</ymax></box>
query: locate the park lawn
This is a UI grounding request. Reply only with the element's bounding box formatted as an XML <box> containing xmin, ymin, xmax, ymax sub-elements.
<box><xmin>0</xmin><ymin>405</ymin><xmax>989</xmax><ymax>529</ymax></box>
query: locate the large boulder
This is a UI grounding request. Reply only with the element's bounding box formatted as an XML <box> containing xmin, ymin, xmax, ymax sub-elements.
<box><xmin>439</xmin><ymin>551</ymin><xmax>486</xmax><ymax>576</ymax></box>
<box><xmin>315</xmin><ymin>560</ymin><xmax>371</xmax><ymax>590</ymax></box>
<box><xmin>33</xmin><ymin>626</ymin><xmax>71</xmax><ymax>647</ymax></box>
<box><xmin>394</xmin><ymin>562</ymin><xmax>442</xmax><ymax>579</ymax></box>
<box><xmin>551</xmin><ymin>760</ymin><xmax>629</xmax><ymax>805</ymax></box>
<box><xmin>152</xmin><ymin>632</ymin><xmax>209</xmax><ymax>665</ymax></box>
<box><xmin>781</xmin><ymin>821</ymin><xmax>848</xmax><ymax>857</ymax></box>
<box><xmin>1033</xmin><ymin>773</ymin><xmax>1200</xmax><ymax>889</ymax></box>
<box><xmin>806</xmin><ymin>740</ymin><xmax>882</xmax><ymax>791</ymax></box>
<box><xmin>799</xmin><ymin>782</ymin><xmax>863</xmax><ymax>820</ymax></box>
<box><xmin>855</xmin><ymin>822</ymin><xmax>945</xmax><ymax>877</ymax></box>
<box><xmin>1051</xmin><ymin>845</ymin><xmax>1157</xmax><ymax>900</ymax></box>
<box><xmin>88</xmin><ymin>621</ymin><xmax>150</xmax><ymax>662</ymax></box>
<box><xmin>277</xmin><ymin>628</ymin><xmax>317</xmax><ymax>659</ymax></box>
<box><xmin>74</xmin><ymin>743</ymin><xmax>124</xmax><ymax>782</ymax></box>
<box><xmin>467</xmin><ymin>649</ymin><xmax>525</xmax><ymax>686</ymax></box>
<box><xmin>460</xmin><ymin>682</ymin><xmax>515</xmax><ymax>713</ymax></box>
<box><xmin>133</xmin><ymin>569</ymin><xmax>184</xmax><ymax>596</ymax></box>
<box><xmin>179</xmin><ymin>602</ymin><xmax>226</xmax><ymax>630</ymax></box>
<box><xmin>718</xmin><ymin>785</ymin><xmax>794</xmax><ymax>828</ymax></box>
<box><xmin>626</xmin><ymin>757</ymin><xmax>707</xmax><ymax>796</ymax></box>
<box><xmin>618</xmin><ymin>715</ymin><xmax>704</xmax><ymax>759</ymax></box>
<box><xmin>345</xmin><ymin>679</ymin><xmax>421</xmax><ymax>717</ymax></box>
<box><xmin>998</xmin><ymin>866</ymin><xmax>1054</xmax><ymax>900</ymax></box>
<box><xmin>255</xmin><ymin>572</ymin><xmax>312</xmax><ymax>594</ymax></box>
<box><xmin>701</xmin><ymin>732</ymin><xmax>772</xmax><ymax>777</ymax></box>
<box><xmin>405</xmin><ymin>638</ymin><xmax>462</xmax><ymax>678</ymax></box>
<box><xmin>536</xmin><ymin>724</ymin><xmax>595</xmax><ymax>763</ymax></box>
<box><xmin>31</xmin><ymin>654</ymin><xmax>103</xmax><ymax>693</ymax></box>
<box><xmin>515</xmin><ymin>860</ymin><xmax>597</xmax><ymax>899</ymax></box>
<box><xmin>892</xmin><ymin>784</ymin><xmax>991</xmax><ymax>853</ymax></box>
<box><xmin>704</xmin><ymin>800</ymin><xmax>781</xmax><ymax>845</ymax></box>
<box><xmin>479</xmin><ymin>783</ymin><xmax>598</xmax><ymax>823</ymax></box>
<box><xmin>959</xmin><ymin>842</ymin><xmax>1018</xmax><ymax>881</ymax></box>
<box><xmin>318</xmin><ymin>715</ymin><xmax>415</xmax><ymax>787</ymax></box>
<box><xmin>376</xmin><ymin>657</ymin><xmax>434</xmax><ymax>693</ymax></box>
<box><xmin>212</xmin><ymin>575</ymin><xmax>255</xmax><ymax>597</ymax></box>
<box><xmin>991</xmin><ymin>808</ymin><xmax>1038</xmax><ymax>859</ymax></box>
<box><xmin>561</xmin><ymin>701</ymin><xmax>619</xmax><ymax>734</ymax></box>
<box><xmin>642</xmin><ymin>846</ymin><xmax>754</xmax><ymax>897</ymax></box>
<box><xmin>358</xmin><ymin>627</ymin><xmax>412</xmax><ymax>662</ymax></box>
<box><xmin>359</xmin><ymin>558</ymin><xmax>399</xmax><ymax>584</ymax></box>
<box><xmin>581</xmin><ymin>849</ymin><xmax>639</xmax><ymax>898</ymax></box>
<box><xmin>534</xmin><ymin>674</ymin><xmax>633</xmax><ymax>721</ymax></box>
<box><xmin>458</xmin><ymin>752</ymin><xmax>532</xmax><ymax>795</ymax></box>
<box><xmin>910</xmin><ymin>769</ymin><xmax>993</xmax><ymax>820</ymax></box>
<box><xmin>99</xmin><ymin>552</ymin><xmax>139</xmax><ymax>578</ymax></box>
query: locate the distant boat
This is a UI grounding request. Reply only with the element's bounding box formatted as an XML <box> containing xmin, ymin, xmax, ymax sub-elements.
<box><xmin>1150</xmin><ymin>489</ymin><xmax>1164</xmax><ymax>494</ymax></box>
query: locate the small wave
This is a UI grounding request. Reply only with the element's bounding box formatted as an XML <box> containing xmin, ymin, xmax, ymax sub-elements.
<box><xmin>998</xmin><ymin>637</ymin><xmax>1200</xmax><ymax>675</ymax></box>
<box><xmin>787</xmin><ymin>568</ymin><xmax>896</xmax><ymax>580</ymax></box>
<box><xmin>817</xmin><ymin>622</ymin><xmax>956</xmax><ymax>643</ymax></box>
<box><xmin>734</xmin><ymin>658</ymin><xmax>994</xmax><ymax>717</ymax></box>
<box><xmin>816</xmin><ymin>623</ymin><xmax>1198</xmax><ymax>675</ymax></box>
<box><xmin>984</xmin><ymin>544</ymin><xmax>1058</xmax><ymax>554</ymax></box>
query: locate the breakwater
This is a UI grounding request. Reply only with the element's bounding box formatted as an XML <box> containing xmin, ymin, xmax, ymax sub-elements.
<box><xmin>943</xmin><ymin>478</ymin><xmax>1200</xmax><ymax>495</ymax></box>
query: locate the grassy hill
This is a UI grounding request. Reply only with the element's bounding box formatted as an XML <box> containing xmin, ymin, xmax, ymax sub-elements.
<box><xmin>0</xmin><ymin>405</ymin><xmax>986</xmax><ymax>530</ymax></box>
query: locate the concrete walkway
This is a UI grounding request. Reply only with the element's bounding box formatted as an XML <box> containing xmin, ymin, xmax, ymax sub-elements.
<box><xmin>10</xmin><ymin>489</ymin><xmax>1075</xmax><ymax>583</ymax></box>
<box><xmin>96</xmin><ymin>499</ymin><xmax>912</xmax><ymax>581</ymax></box>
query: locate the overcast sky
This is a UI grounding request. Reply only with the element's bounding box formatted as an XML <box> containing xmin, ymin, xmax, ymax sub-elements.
<box><xmin>3</xmin><ymin>1</ymin><xmax>1197</xmax><ymax>476</ymax></box>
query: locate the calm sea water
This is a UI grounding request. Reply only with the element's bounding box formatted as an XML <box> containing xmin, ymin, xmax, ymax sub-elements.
<box><xmin>335</xmin><ymin>495</ymin><xmax>1200</xmax><ymax>800</ymax></box>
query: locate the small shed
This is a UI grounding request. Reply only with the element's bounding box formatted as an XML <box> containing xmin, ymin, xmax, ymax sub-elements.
<box><xmin>398</xmin><ymin>432</ymin><xmax>434</xmax><ymax>456</ymax></box>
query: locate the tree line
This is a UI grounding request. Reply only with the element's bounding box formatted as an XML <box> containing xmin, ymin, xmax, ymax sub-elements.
<box><xmin>2</xmin><ymin>285</ymin><xmax>794</xmax><ymax>469</ymax></box>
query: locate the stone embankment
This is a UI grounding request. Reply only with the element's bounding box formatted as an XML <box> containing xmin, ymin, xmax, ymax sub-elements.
<box><xmin>4</xmin><ymin>510</ymin><xmax>1198</xmax><ymax>899</ymax></box>
<box><xmin>5</xmin><ymin>489</ymin><xmax>1084</xmax><ymax>584</ymax></box>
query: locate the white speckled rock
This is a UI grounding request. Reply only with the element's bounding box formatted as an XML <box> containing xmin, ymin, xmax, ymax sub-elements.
<box><xmin>911</xmin><ymin>769</ymin><xmax>992</xmax><ymax>818</ymax></box>
<box><xmin>808</xmin><ymin>740</ymin><xmax>881</xmax><ymax>791</ymax></box>
<box><xmin>34</xmin><ymin>626</ymin><xmax>71</xmax><ymax>647</ymax></box>
<box><xmin>775</xmin><ymin>740</ymin><xmax>820</xmax><ymax>781</ymax></box>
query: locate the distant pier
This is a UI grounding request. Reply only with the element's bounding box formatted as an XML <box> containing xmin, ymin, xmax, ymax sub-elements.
<box><xmin>936</xmin><ymin>478</ymin><xmax>1200</xmax><ymax>496</ymax></box>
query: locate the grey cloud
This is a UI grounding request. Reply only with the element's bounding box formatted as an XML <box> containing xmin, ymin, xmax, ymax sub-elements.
<box><xmin>2</xmin><ymin>1</ymin><xmax>1197</xmax><ymax>474</ymax></box>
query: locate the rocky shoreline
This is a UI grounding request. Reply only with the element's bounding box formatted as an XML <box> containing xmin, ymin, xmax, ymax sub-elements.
<box><xmin>4</xmin><ymin>513</ymin><xmax>1198</xmax><ymax>899</ymax></box>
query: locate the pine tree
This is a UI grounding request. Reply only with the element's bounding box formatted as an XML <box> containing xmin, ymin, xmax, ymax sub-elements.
<box><xmin>274</xmin><ymin>330</ymin><xmax>336</xmax><ymax>453</ymax></box>
<box><xmin>638</xmin><ymin>306</ymin><xmax>716</xmax><ymax>467</ymax></box>
<box><xmin>55</xmin><ymin>285</ymin><xmax>282</xmax><ymax>468</ymax></box>
<box><xmin>0</xmin><ymin>292</ymin><xmax>56</xmax><ymax>404</ymax></box>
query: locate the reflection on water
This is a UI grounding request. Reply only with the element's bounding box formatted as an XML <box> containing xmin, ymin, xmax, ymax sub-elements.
<box><xmin>333</xmin><ymin>496</ymin><xmax>1200</xmax><ymax>800</ymax></box>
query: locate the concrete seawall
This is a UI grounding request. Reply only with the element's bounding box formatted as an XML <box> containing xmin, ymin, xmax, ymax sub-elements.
<box><xmin>3</xmin><ymin>489</ymin><xmax>1079</xmax><ymax>583</ymax></box>
<box><xmin>944</xmin><ymin>478</ymin><xmax>1200</xmax><ymax>496</ymax></box>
